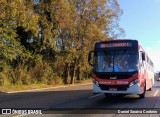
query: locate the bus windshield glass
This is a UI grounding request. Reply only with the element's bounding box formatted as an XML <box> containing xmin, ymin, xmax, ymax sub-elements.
<box><xmin>94</xmin><ymin>50</ymin><xmax>138</xmax><ymax>72</ymax></box>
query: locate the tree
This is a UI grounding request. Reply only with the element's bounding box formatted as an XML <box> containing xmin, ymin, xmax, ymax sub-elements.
<box><xmin>70</xmin><ymin>0</ymin><xmax>124</xmax><ymax>83</ymax></box>
<box><xmin>0</xmin><ymin>0</ymin><xmax>124</xmax><ymax>86</ymax></box>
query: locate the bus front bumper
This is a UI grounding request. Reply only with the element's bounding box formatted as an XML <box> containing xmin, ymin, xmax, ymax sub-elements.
<box><xmin>93</xmin><ymin>83</ymin><xmax>141</xmax><ymax>94</ymax></box>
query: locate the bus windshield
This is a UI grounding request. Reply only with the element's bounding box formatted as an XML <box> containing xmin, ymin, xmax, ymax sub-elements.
<box><xmin>94</xmin><ymin>50</ymin><xmax>138</xmax><ymax>72</ymax></box>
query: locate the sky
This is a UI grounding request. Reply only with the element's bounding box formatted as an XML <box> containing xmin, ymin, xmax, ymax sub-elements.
<box><xmin>118</xmin><ymin>0</ymin><xmax>160</xmax><ymax>72</ymax></box>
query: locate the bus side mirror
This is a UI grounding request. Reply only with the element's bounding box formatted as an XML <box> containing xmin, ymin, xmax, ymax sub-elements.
<box><xmin>141</xmin><ymin>52</ymin><xmax>145</xmax><ymax>61</ymax></box>
<box><xmin>88</xmin><ymin>51</ymin><xmax>93</xmax><ymax>66</ymax></box>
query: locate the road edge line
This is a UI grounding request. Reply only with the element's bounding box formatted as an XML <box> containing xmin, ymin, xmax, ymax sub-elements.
<box><xmin>6</xmin><ymin>83</ymin><xmax>92</xmax><ymax>94</ymax></box>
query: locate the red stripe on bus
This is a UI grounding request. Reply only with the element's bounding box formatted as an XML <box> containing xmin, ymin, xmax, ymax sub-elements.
<box><xmin>93</xmin><ymin>73</ymin><xmax>139</xmax><ymax>85</ymax></box>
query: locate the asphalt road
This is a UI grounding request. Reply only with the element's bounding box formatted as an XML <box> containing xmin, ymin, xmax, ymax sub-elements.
<box><xmin>1</xmin><ymin>81</ymin><xmax>160</xmax><ymax>117</ymax></box>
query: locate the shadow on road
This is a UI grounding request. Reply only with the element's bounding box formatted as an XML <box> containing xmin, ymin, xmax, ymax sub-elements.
<box><xmin>0</xmin><ymin>87</ymin><xmax>159</xmax><ymax>110</ymax></box>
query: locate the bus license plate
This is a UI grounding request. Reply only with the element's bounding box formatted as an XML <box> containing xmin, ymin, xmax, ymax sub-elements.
<box><xmin>109</xmin><ymin>88</ymin><xmax>117</xmax><ymax>91</ymax></box>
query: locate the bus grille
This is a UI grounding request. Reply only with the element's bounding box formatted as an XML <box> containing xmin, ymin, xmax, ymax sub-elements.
<box><xmin>95</xmin><ymin>72</ymin><xmax>137</xmax><ymax>79</ymax></box>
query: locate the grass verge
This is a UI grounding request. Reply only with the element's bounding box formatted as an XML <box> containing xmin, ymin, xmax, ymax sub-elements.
<box><xmin>0</xmin><ymin>79</ymin><xmax>92</xmax><ymax>93</ymax></box>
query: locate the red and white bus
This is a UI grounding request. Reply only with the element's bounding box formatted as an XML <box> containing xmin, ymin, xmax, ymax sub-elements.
<box><xmin>88</xmin><ymin>39</ymin><xmax>154</xmax><ymax>98</ymax></box>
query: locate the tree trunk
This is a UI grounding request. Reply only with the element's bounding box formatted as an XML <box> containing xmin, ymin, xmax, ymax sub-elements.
<box><xmin>64</xmin><ymin>63</ymin><xmax>70</xmax><ymax>84</ymax></box>
<box><xmin>76</xmin><ymin>66</ymin><xmax>81</xmax><ymax>81</ymax></box>
<box><xmin>70</xmin><ymin>58</ymin><xmax>77</xmax><ymax>84</ymax></box>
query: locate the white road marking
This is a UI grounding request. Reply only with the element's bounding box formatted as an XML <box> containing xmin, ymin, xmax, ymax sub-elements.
<box><xmin>13</xmin><ymin>114</ymin><xmax>28</xmax><ymax>117</ymax></box>
<box><xmin>153</xmin><ymin>89</ymin><xmax>159</xmax><ymax>97</ymax></box>
<box><xmin>89</xmin><ymin>93</ymin><xmax>103</xmax><ymax>98</ymax></box>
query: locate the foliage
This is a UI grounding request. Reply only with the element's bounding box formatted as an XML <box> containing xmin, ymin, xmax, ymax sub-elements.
<box><xmin>0</xmin><ymin>0</ymin><xmax>124</xmax><ymax>86</ymax></box>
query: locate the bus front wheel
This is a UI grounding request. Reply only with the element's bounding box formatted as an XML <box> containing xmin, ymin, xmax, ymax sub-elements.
<box><xmin>148</xmin><ymin>87</ymin><xmax>152</xmax><ymax>91</ymax></box>
<box><xmin>139</xmin><ymin>82</ymin><xmax>146</xmax><ymax>99</ymax></box>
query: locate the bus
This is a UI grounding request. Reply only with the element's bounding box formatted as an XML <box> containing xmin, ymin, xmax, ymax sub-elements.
<box><xmin>88</xmin><ymin>39</ymin><xmax>154</xmax><ymax>98</ymax></box>
<box><xmin>156</xmin><ymin>72</ymin><xmax>160</xmax><ymax>81</ymax></box>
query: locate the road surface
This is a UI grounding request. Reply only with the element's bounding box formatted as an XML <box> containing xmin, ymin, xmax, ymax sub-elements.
<box><xmin>1</xmin><ymin>81</ymin><xmax>160</xmax><ymax>117</ymax></box>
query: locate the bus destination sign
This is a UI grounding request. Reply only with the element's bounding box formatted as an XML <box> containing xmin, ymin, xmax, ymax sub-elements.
<box><xmin>100</xmin><ymin>42</ymin><xmax>132</xmax><ymax>48</ymax></box>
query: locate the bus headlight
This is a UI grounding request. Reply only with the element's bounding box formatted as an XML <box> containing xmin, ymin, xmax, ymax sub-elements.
<box><xmin>129</xmin><ymin>79</ymin><xmax>139</xmax><ymax>87</ymax></box>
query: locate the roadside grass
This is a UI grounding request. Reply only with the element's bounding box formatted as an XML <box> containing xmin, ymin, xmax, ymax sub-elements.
<box><xmin>0</xmin><ymin>78</ymin><xmax>92</xmax><ymax>93</ymax></box>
